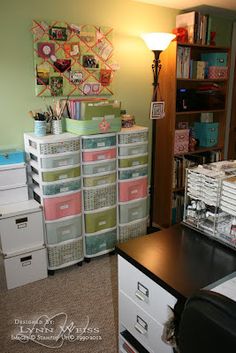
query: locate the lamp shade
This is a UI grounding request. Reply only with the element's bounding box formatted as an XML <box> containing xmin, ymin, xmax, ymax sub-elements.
<box><xmin>141</xmin><ymin>32</ymin><xmax>176</xmax><ymax>51</ymax></box>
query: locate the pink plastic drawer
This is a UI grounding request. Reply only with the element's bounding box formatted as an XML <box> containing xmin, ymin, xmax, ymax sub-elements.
<box><xmin>119</xmin><ymin>177</ymin><xmax>148</xmax><ymax>202</ymax></box>
<box><xmin>44</xmin><ymin>191</ymin><xmax>81</xmax><ymax>221</ymax></box>
<box><xmin>82</xmin><ymin>148</ymin><xmax>116</xmax><ymax>162</ymax></box>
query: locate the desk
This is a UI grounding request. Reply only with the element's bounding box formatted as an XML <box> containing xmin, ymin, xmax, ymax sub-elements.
<box><xmin>116</xmin><ymin>224</ymin><xmax>236</xmax><ymax>353</ymax></box>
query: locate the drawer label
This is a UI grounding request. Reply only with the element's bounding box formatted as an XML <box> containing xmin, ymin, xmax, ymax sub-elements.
<box><xmin>97</xmin><ymin>155</ymin><xmax>105</xmax><ymax>160</ymax></box>
<box><xmin>60</xmin><ymin>204</ymin><xmax>69</xmax><ymax>210</ymax></box>
<box><xmin>137</xmin><ymin>281</ymin><xmax>149</xmax><ymax>297</ymax></box>
<box><xmin>97</xmin><ymin>142</ymin><xmax>105</xmax><ymax>147</ymax></box>
<box><xmin>17</xmin><ymin>222</ymin><xmax>27</xmax><ymax>229</ymax></box>
<box><xmin>132</xmin><ymin>161</ymin><xmax>140</xmax><ymax>166</ymax></box>
<box><xmin>131</xmin><ymin>189</ymin><xmax>138</xmax><ymax>194</ymax></box>
<box><xmin>58</xmin><ymin>160</ymin><xmax>69</xmax><ymax>166</ymax></box>
<box><xmin>98</xmin><ymin>220</ymin><xmax>106</xmax><ymax>226</ymax></box>
<box><xmin>60</xmin><ymin>187</ymin><xmax>69</xmax><ymax>193</ymax></box>
<box><xmin>61</xmin><ymin>229</ymin><xmax>71</xmax><ymax>235</ymax></box>
<box><xmin>59</xmin><ymin>174</ymin><xmax>68</xmax><ymax>180</ymax></box>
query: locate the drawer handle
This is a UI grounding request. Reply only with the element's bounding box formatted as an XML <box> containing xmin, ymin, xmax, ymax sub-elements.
<box><xmin>135</xmin><ymin>291</ymin><xmax>145</xmax><ymax>301</ymax></box>
<box><xmin>134</xmin><ymin>324</ymin><xmax>146</xmax><ymax>335</ymax></box>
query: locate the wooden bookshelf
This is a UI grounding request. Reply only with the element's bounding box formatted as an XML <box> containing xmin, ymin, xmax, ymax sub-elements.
<box><xmin>152</xmin><ymin>41</ymin><xmax>230</xmax><ymax>228</ymax></box>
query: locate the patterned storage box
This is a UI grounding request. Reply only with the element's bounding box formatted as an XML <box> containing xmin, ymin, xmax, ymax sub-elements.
<box><xmin>82</xmin><ymin>148</ymin><xmax>116</xmax><ymax>162</ymax></box>
<box><xmin>118</xmin><ymin>131</ymin><xmax>148</xmax><ymax>144</ymax></box>
<box><xmin>82</xmin><ymin>160</ymin><xmax>116</xmax><ymax>175</ymax></box>
<box><xmin>84</xmin><ymin>206</ymin><xmax>116</xmax><ymax>233</ymax></box>
<box><xmin>119</xmin><ymin>177</ymin><xmax>148</xmax><ymax>202</ymax></box>
<box><xmin>83</xmin><ymin>184</ymin><xmax>116</xmax><ymax>211</ymax></box>
<box><xmin>42</xmin><ymin>178</ymin><xmax>81</xmax><ymax>196</ymax></box>
<box><xmin>208</xmin><ymin>66</ymin><xmax>228</xmax><ymax>79</ymax></box>
<box><xmin>119</xmin><ymin>217</ymin><xmax>148</xmax><ymax>242</ymax></box>
<box><xmin>118</xmin><ymin>166</ymin><xmax>148</xmax><ymax>180</ymax></box>
<box><xmin>42</xmin><ymin>166</ymin><xmax>80</xmax><ymax>182</ymax></box>
<box><xmin>83</xmin><ymin>172</ymin><xmax>116</xmax><ymax>187</ymax></box>
<box><xmin>118</xmin><ymin>143</ymin><xmax>148</xmax><ymax>156</ymax></box>
<box><xmin>174</xmin><ymin>129</ymin><xmax>189</xmax><ymax>155</ymax></box>
<box><xmin>44</xmin><ymin>191</ymin><xmax>82</xmax><ymax>221</ymax></box>
<box><xmin>46</xmin><ymin>215</ymin><xmax>82</xmax><ymax>244</ymax></box>
<box><xmin>82</xmin><ymin>135</ymin><xmax>116</xmax><ymax>149</ymax></box>
<box><xmin>40</xmin><ymin>153</ymin><xmax>80</xmax><ymax>169</ymax></box>
<box><xmin>85</xmin><ymin>228</ymin><xmax>117</xmax><ymax>256</ymax></box>
<box><xmin>65</xmin><ymin>117</ymin><xmax>121</xmax><ymax>135</ymax></box>
<box><xmin>119</xmin><ymin>198</ymin><xmax>148</xmax><ymax>224</ymax></box>
<box><xmin>118</xmin><ymin>154</ymin><xmax>148</xmax><ymax>168</ymax></box>
<box><xmin>47</xmin><ymin>237</ymin><xmax>83</xmax><ymax>269</ymax></box>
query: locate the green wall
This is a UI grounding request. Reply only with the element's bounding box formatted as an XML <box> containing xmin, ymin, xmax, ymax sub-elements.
<box><xmin>0</xmin><ymin>0</ymin><xmax>179</xmax><ymax>147</ymax></box>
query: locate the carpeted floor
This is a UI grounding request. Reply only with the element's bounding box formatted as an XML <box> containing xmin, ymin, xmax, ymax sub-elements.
<box><xmin>0</xmin><ymin>254</ymin><xmax>118</xmax><ymax>353</ymax></box>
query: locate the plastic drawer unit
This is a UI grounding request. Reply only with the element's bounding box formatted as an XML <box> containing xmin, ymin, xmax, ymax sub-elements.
<box><xmin>119</xmin><ymin>154</ymin><xmax>148</xmax><ymax>169</ymax></box>
<box><xmin>82</xmin><ymin>160</ymin><xmax>116</xmax><ymax>175</ymax></box>
<box><xmin>81</xmin><ymin>133</ymin><xmax>116</xmax><ymax>149</ymax></box>
<box><xmin>82</xmin><ymin>147</ymin><xmax>116</xmax><ymax>162</ymax></box>
<box><xmin>45</xmin><ymin>214</ymin><xmax>82</xmax><ymax>244</ymax></box>
<box><xmin>119</xmin><ymin>165</ymin><xmax>148</xmax><ymax>180</ymax></box>
<box><xmin>83</xmin><ymin>172</ymin><xmax>116</xmax><ymax>187</ymax></box>
<box><xmin>119</xmin><ymin>198</ymin><xmax>148</xmax><ymax>224</ymax></box>
<box><xmin>118</xmin><ymin>142</ymin><xmax>148</xmax><ymax>156</ymax></box>
<box><xmin>84</xmin><ymin>228</ymin><xmax>117</xmax><ymax>256</ymax></box>
<box><xmin>84</xmin><ymin>206</ymin><xmax>117</xmax><ymax>234</ymax></box>
<box><xmin>119</xmin><ymin>177</ymin><xmax>148</xmax><ymax>202</ymax></box>
<box><xmin>33</xmin><ymin>152</ymin><xmax>80</xmax><ymax>169</ymax></box>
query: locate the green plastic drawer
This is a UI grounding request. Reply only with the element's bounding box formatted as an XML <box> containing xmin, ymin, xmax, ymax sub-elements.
<box><xmin>84</xmin><ymin>207</ymin><xmax>117</xmax><ymax>233</ymax></box>
<box><xmin>119</xmin><ymin>154</ymin><xmax>148</xmax><ymax>168</ymax></box>
<box><xmin>46</xmin><ymin>215</ymin><xmax>82</xmax><ymax>244</ymax></box>
<box><xmin>42</xmin><ymin>166</ymin><xmax>81</xmax><ymax>182</ymax></box>
<box><xmin>82</xmin><ymin>135</ymin><xmax>116</xmax><ymax>149</ymax></box>
<box><xmin>83</xmin><ymin>172</ymin><xmax>116</xmax><ymax>187</ymax></box>
<box><xmin>85</xmin><ymin>229</ymin><xmax>117</xmax><ymax>256</ymax></box>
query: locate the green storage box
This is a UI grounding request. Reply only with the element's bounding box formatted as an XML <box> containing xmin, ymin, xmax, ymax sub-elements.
<box><xmin>42</xmin><ymin>166</ymin><xmax>81</xmax><ymax>182</ymax></box>
<box><xmin>85</xmin><ymin>229</ymin><xmax>117</xmax><ymax>256</ymax></box>
<box><xmin>201</xmin><ymin>52</ymin><xmax>228</xmax><ymax>67</ymax></box>
<box><xmin>80</xmin><ymin>100</ymin><xmax>121</xmax><ymax>120</ymax></box>
<box><xmin>64</xmin><ymin>117</ymin><xmax>121</xmax><ymax>135</ymax></box>
<box><xmin>84</xmin><ymin>207</ymin><xmax>116</xmax><ymax>233</ymax></box>
<box><xmin>194</xmin><ymin>122</ymin><xmax>219</xmax><ymax>147</ymax></box>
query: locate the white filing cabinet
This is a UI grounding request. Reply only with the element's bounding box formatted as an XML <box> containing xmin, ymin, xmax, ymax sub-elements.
<box><xmin>118</xmin><ymin>256</ymin><xmax>177</xmax><ymax>353</ymax></box>
<box><xmin>0</xmin><ymin>199</ymin><xmax>47</xmax><ymax>289</ymax></box>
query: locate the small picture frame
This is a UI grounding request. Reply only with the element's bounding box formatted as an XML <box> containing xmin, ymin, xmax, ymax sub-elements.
<box><xmin>82</xmin><ymin>55</ymin><xmax>99</xmax><ymax>69</ymax></box>
<box><xmin>49</xmin><ymin>26</ymin><xmax>67</xmax><ymax>41</ymax></box>
<box><xmin>150</xmin><ymin>101</ymin><xmax>165</xmax><ymax>119</ymax></box>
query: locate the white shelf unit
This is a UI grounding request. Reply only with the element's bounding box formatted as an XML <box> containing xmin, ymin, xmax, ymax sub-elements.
<box><xmin>81</xmin><ymin>133</ymin><xmax>118</xmax><ymax>258</ymax></box>
<box><xmin>118</xmin><ymin>126</ymin><xmax>149</xmax><ymax>242</ymax></box>
<box><xmin>24</xmin><ymin>132</ymin><xmax>84</xmax><ymax>271</ymax></box>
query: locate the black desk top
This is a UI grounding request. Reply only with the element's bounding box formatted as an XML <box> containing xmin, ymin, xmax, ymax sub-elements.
<box><xmin>116</xmin><ymin>224</ymin><xmax>236</xmax><ymax>300</ymax></box>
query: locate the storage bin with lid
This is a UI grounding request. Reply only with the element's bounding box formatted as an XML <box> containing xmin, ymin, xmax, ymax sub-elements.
<box><xmin>118</xmin><ymin>154</ymin><xmax>148</xmax><ymax>169</ymax></box>
<box><xmin>43</xmin><ymin>191</ymin><xmax>82</xmax><ymax>221</ymax></box>
<box><xmin>82</xmin><ymin>159</ymin><xmax>116</xmax><ymax>175</ymax></box>
<box><xmin>119</xmin><ymin>198</ymin><xmax>148</xmax><ymax>224</ymax></box>
<box><xmin>82</xmin><ymin>134</ymin><xmax>116</xmax><ymax>149</ymax></box>
<box><xmin>118</xmin><ymin>143</ymin><xmax>148</xmax><ymax>157</ymax></box>
<box><xmin>85</xmin><ymin>228</ymin><xmax>117</xmax><ymax>256</ymax></box>
<box><xmin>82</xmin><ymin>147</ymin><xmax>116</xmax><ymax>162</ymax></box>
<box><xmin>83</xmin><ymin>184</ymin><xmax>116</xmax><ymax>211</ymax></box>
<box><xmin>118</xmin><ymin>165</ymin><xmax>148</xmax><ymax>180</ymax></box>
<box><xmin>119</xmin><ymin>177</ymin><xmax>148</xmax><ymax>202</ymax></box>
<box><xmin>47</xmin><ymin>237</ymin><xmax>83</xmax><ymax>269</ymax></box>
<box><xmin>83</xmin><ymin>172</ymin><xmax>116</xmax><ymax>187</ymax></box>
<box><xmin>84</xmin><ymin>206</ymin><xmax>117</xmax><ymax>233</ymax></box>
<box><xmin>45</xmin><ymin>214</ymin><xmax>82</xmax><ymax>244</ymax></box>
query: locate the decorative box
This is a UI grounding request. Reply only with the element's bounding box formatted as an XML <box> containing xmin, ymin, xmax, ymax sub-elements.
<box><xmin>201</xmin><ymin>52</ymin><xmax>228</xmax><ymax>67</ymax></box>
<box><xmin>194</xmin><ymin>122</ymin><xmax>219</xmax><ymax>147</ymax></box>
<box><xmin>0</xmin><ymin>149</ymin><xmax>25</xmax><ymax>165</ymax></box>
<box><xmin>174</xmin><ymin>129</ymin><xmax>189</xmax><ymax>155</ymax></box>
<box><xmin>64</xmin><ymin>117</ymin><xmax>121</xmax><ymax>135</ymax></box>
<box><xmin>208</xmin><ymin>66</ymin><xmax>228</xmax><ymax>79</ymax></box>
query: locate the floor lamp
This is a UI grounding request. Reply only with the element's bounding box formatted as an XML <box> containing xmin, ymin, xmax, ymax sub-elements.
<box><xmin>141</xmin><ymin>32</ymin><xmax>175</xmax><ymax>230</ymax></box>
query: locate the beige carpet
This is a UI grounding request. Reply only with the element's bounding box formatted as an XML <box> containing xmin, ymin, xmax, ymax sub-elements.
<box><xmin>0</xmin><ymin>255</ymin><xmax>118</xmax><ymax>353</ymax></box>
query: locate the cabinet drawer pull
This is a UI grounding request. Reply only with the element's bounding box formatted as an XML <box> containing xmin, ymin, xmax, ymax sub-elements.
<box><xmin>134</xmin><ymin>315</ymin><xmax>148</xmax><ymax>335</ymax></box>
<box><xmin>135</xmin><ymin>290</ymin><xmax>145</xmax><ymax>301</ymax></box>
<box><xmin>134</xmin><ymin>324</ymin><xmax>146</xmax><ymax>335</ymax></box>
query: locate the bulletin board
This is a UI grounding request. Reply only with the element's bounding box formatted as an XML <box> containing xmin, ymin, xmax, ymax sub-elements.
<box><xmin>32</xmin><ymin>20</ymin><xmax>116</xmax><ymax>97</ymax></box>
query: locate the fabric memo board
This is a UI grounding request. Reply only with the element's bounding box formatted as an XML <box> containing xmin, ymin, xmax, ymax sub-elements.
<box><xmin>32</xmin><ymin>20</ymin><xmax>116</xmax><ymax>97</ymax></box>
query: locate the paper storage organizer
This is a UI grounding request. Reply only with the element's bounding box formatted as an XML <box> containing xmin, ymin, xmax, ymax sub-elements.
<box><xmin>41</xmin><ymin>166</ymin><xmax>81</xmax><ymax>182</ymax></box>
<box><xmin>38</xmin><ymin>152</ymin><xmax>80</xmax><ymax>169</ymax></box>
<box><xmin>82</xmin><ymin>159</ymin><xmax>116</xmax><ymax>175</ymax></box>
<box><xmin>45</xmin><ymin>214</ymin><xmax>82</xmax><ymax>244</ymax></box>
<box><xmin>118</xmin><ymin>165</ymin><xmax>148</xmax><ymax>180</ymax></box>
<box><xmin>82</xmin><ymin>134</ymin><xmax>116</xmax><ymax>149</ymax></box>
<box><xmin>0</xmin><ymin>148</ymin><xmax>25</xmax><ymax>165</ymax></box>
<box><xmin>119</xmin><ymin>198</ymin><xmax>147</xmax><ymax>224</ymax></box>
<box><xmin>83</xmin><ymin>172</ymin><xmax>116</xmax><ymax>187</ymax></box>
<box><xmin>118</xmin><ymin>126</ymin><xmax>148</xmax><ymax>144</ymax></box>
<box><xmin>0</xmin><ymin>200</ymin><xmax>45</xmax><ymax>255</ymax></box>
<box><xmin>118</xmin><ymin>154</ymin><xmax>148</xmax><ymax>168</ymax></box>
<box><xmin>47</xmin><ymin>237</ymin><xmax>83</xmax><ymax>269</ymax></box>
<box><xmin>24</xmin><ymin>132</ymin><xmax>80</xmax><ymax>155</ymax></box>
<box><xmin>43</xmin><ymin>191</ymin><xmax>82</xmax><ymax>221</ymax></box>
<box><xmin>119</xmin><ymin>177</ymin><xmax>148</xmax><ymax>202</ymax></box>
<box><xmin>84</xmin><ymin>206</ymin><xmax>117</xmax><ymax>233</ymax></box>
<box><xmin>84</xmin><ymin>228</ymin><xmax>117</xmax><ymax>256</ymax></box>
<box><xmin>4</xmin><ymin>246</ymin><xmax>48</xmax><ymax>290</ymax></box>
<box><xmin>82</xmin><ymin>147</ymin><xmax>116</xmax><ymax>162</ymax></box>
<box><xmin>119</xmin><ymin>217</ymin><xmax>148</xmax><ymax>243</ymax></box>
<box><xmin>83</xmin><ymin>184</ymin><xmax>116</xmax><ymax>211</ymax></box>
<box><xmin>0</xmin><ymin>163</ymin><xmax>27</xmax><ymax>188</ymax></box>
<box><xmin>39</xmin><ymin>177</ymin><xmax>81</xmax><ymax>196</ymax></box>
<box><xmin>118</xmin><ymin>142</ymin><xmax>148</xmax><ymax>157</ymax></box>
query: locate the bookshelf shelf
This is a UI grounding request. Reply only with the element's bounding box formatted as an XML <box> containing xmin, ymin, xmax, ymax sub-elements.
<box><xmin>152</xmin><ymin>40</ymin><xmax>230</xmax><ymax>228</ymax></box>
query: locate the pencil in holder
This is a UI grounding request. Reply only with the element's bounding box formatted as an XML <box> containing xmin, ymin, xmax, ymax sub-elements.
<box><xmin>52</xmin><ymin>119</ymin><xmax>63</xmax><ymax>135</ymax></box>
<box><xmin>34</xmin><ymin>120</ymin><xmax>47</xmax><ymax>137</ymax></box>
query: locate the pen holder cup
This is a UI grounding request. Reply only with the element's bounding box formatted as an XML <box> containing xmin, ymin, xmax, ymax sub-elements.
<box><xmin>52</xmin><ymin>120</ymin><xmax>63</xmax><ymax>135</ymax></box>
<box><xmin>34</xmin><ymin>120</ymin><xmax>47</xmax><ymax>137</ymax></box>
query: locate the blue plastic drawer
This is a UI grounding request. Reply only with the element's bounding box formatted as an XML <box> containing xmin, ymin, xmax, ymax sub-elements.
<box><xmin>0</xmin><ymin>149</ymin><xmax>25</xmax><ymax>165</ymax></box>
<box><xmin>82</xmin><ymin>135</ymin><xmax>116</xmax><ymax>149</ymax></box>
<box><xmin>85</xmin><ymin>229</ymin><xmax>117</xmax><ymax>256</ymax></box>
<box><xmin>42</xmin><ymin>178</ymin><xmax>81</xmax><ymax>195</ymax></box>
<box><xmin>119</xmin><ymin>166</ymin><xmax>148</xmax><ymax>180</ymax></box>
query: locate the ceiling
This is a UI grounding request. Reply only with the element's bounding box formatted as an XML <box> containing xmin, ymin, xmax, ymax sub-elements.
<box><xmin>132</xmin><ymin>0</ymin><xmax>236</xmax><ymax>12</ymax></box>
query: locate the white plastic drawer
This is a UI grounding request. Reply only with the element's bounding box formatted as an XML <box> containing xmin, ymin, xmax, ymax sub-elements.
<box><xmin>82</xmin><ymin>160</ymin><xmax>116</xmax><ymax>175</ymax></box>
<box><xmin>119</xmin><ymin>292</ymin><xmax>172</xmax><ymax>353</ymax></box>
<box><xmin>119</xmin><ymin>143</ymin><xmax>148</xmax><ymax>157</ymax></box>
<box><xmin>40</xmin><ymin>152</ymin><xmax>80</xmax><ymax>169</ymax></box>
<box><xmin>119</xmin><ymin>198</ymin><xmax>147</xmax><ymax>224</ymax></box>
<box><xmin>45</xmin><ymin>215</ymin><xmax>82</xmax><ymax>244</ymax></box>
<box><xmin>0</xmin><ymin>209</ymin><xmax>44</xmax><ymax>255</ymax></box>
<box><xmin>118</xmin><ymin>256</ymin><xmax>177</xmax><ymax>324</ymax></box>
